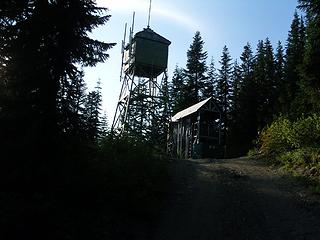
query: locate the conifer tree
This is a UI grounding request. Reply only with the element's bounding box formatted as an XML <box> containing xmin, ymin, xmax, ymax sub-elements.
<box><xmin>185</xmin><ymin>31</ymin><xmax>208</xmax><ymax>104</ymax></box>
<box><xmin>263</xmin><ymin>38</ymin><xmax>276</xmax><ymax>125</ymax></box>
<box><xmin>253</xmin><ymin>40</ymin><xmax>267</xmax><ymax>128</ymax></box>
<box><xmin>153</xmin><ymin>71</ymin><xmax>171</xmax><ymax>147</ymax></box>
<box><xmin>231</xmin><ymin>59</ymin><xmax>242</xmax><ymax>115</ymax></box>
<box><xmin>0</xmin><ymin>0</ymin><xmax>115</xmax><ymax>151</ymax></box>
<box><xmin>282</xmin><ymin>11</ymin><xmax>305</xmax><ymax>115</ymax></box>
<box><xmin>202</xmin><ymin>57</ymin><xmax>217</xmax><ymax>99</ymax></box>
<box><xmin>275</xmin><ymin>41</ymin><xmax>285</xmax><ymax>113</ymax></box>
<box><xmin>234</xmin><ymin>43</ymin><xmax>256</xmax><ymax>154</ymax></box>
<box><xmin>170</xmin><ymin>65</ymin><xmax>187</xmax><ymax>114</ymax></box>
<box><xmin>297</xmin><ymin>0</ymin><xmax>320</xmax><ymax>113</ymax></box>
<box><xmin>57</xmin><ymin>70</ymin><xmax>88</xmax><ymax>138</ymax></box>
<box><xmin>99</xmin><ymin>111</ymin><xmax>109</xmax><ymax>140</ymax></box>
<box><xmin>84</xmin><ymin>80</ymin><xmax>103</xmax><ymax>143</ymax></box>
<box><xmin>217</xmin><ymin>46</ymin><xmax>233</xmax><ymax>113</ymax></box>
<box><xmin>217</xmin><ymin>45</ymin><xmax>233</xmax><ymax>138</ymax></box>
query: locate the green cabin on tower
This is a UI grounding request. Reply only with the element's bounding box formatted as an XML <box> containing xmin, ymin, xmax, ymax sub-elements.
<box><xmin>124</xmin><ymin>27</ymin><xmax>171</xmax><ymax>78</ymax></box>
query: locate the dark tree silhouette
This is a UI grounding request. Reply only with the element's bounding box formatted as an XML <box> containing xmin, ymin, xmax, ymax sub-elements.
<box><xmin>274</xmin><ymin>41</ymin><xmax>285</xmax><ymax>113</ymax></box>
<box><xmin>169</xmin><ymin>65</ymin><xmax>188</xmax><ymax>114</ymax></box>
<box><xmin>202</xmin><ymin>57</ymin><xmax>217</xmax><ymax>99</ymax></box>
<box><xmin>217</xmin><ymin>45</ymin><xmax>233</xmax><ymax>146</ymax></box>
<box><xmin>281</xmin><ymin>11</ymin><xmax>306</xmax><ymax>116</ymax></box>
<box><xmin>217</xmin><ymin>45</ymin><xmax>233</xmax><ymax>122</ymax></box>
<box><xmin>0</xmin><ymin>0</ymin><xmax>115</xmax><ymax>190</ymax></box>
<box><xmin>84</xmin><ymin>80</ymin><xmax>103</xmax><ymax>143</ymax></box>
<box><xmin>297</xmin><ymin>0</ymin><xmax>320</xmax><ymax>114</ymax></box>
<box><xmin>185</xmin><ymin>31</ymin><xmax>208</xmax><ymax>104</ymax></box>
<box><xmin>0</xmin><ymin>0</ymin><xmax>115</xmax><ymax>151</ymax></box>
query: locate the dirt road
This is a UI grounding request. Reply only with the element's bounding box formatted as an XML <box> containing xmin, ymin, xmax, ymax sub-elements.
<box><xmin>153</xmin><ymin>157</ymin><xmax>320</xmax><ymax>240</ymax></box>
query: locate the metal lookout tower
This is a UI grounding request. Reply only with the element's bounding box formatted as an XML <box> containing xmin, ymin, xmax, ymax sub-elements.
<box><xmin>111</xmin><ymin>5</ymin><xmax>171</xmax><ymax>142</ymax></box>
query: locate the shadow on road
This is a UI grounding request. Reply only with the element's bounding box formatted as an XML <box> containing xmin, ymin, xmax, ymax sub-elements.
<box><xmin>153</xmin><ymin>158</ymin><xmax>320</xmax><ymax>240</ymax></box>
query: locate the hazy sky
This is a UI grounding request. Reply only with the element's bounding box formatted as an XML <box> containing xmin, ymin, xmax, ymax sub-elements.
<box><xmin>84</xmin><ymin>0</ymin><xmax>299</xmax><ymax>123</ymax></box>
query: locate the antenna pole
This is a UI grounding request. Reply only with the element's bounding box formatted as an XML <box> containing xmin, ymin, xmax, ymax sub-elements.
<box><xmin>147</xmin><ymin>0</ymin><xmax>152</xmax><ymax>28</ymax></box>
<box><xmin>131</xmin><ymin>11</ymin><xmax>135</xmax><ymax>34</ymax></box>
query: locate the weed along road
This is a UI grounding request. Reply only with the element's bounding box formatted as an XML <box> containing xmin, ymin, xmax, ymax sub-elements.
<box><xmin>153</xmin><ymin>157</ymin><xmax>320</xmax><ymax>240</ymax></box>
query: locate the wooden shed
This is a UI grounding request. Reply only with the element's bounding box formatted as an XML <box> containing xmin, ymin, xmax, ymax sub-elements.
<box><xmin>168</xmin><ymin>97</ymin><xmax>224</xmax><ymax>159</ymax></box>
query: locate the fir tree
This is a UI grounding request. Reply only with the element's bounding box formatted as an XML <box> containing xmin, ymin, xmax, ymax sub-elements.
<box><xmin>202</xmin><ymin>57</ymin><xmax>217</xmax><ymax>99</ymax></box>
<box><xmin>217</xmin><ymin>45</ymin><xmax>233</xmax><ymax>138</ymax></box>
<box><xmin>274</xmin><ymin>41</ymin><xmax>285</xmax><ymax>113</ymax></box>
<box><xmin>99</xmin><ymin>111</ymin><xmax>109</xmax><ymax>140</ymax></box>
<box><xmin>84</xmin><ymin>80</ymin><xmax>103</xmax><ymax>143</ymax></box>
<box><xmin>297</xmin><ymin>0</ymin><xmax>320</xmax><ymax>113</ymax></box>
<box><xmin>217</xmin><ymin>46</ymin><xmax>233</xmax><ymax>113</ymax></box>
<box><xmin>234</xmin><ymin>43</ymin><xmax>257</xmax><ymax>154</ymax></box>
<box><xmin>0</xmin><ymin>0</ymin><xmax>115</xmax><ymax>156</ymax></box>
<box><xmin>185</xmin><ymin>31</ymin><xmax>208</xmax><ymax>104</ymax></box>
<box><xmin>170</xmin><ymin>65</ymin><xmax>187</xmax><ymax>114</ymax></box>
<box><xmin>263</xmin><ymin>38</ymin><xmax>276</xmax><ymax>125</ymax></box>
<box><xmin>231</xmin><ymin>59</ymin><xmax>242</xmax><ymax>114</ymax></box>
<box><xmin>57</xmin><ymin>70</ymin><xmax>88</xmax><ymax>138</ymax></box>
<box><xmin>240</xmin><ymin>42</ymin><xmax>255</xmax><ymax>79</ymax></box>
<box><xmin>282</xmin><ymin>11</ymin><xmax>306</xmax><ymax>115</ymax></box>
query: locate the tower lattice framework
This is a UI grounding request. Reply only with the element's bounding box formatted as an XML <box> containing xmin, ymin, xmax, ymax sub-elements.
<box><xmin>111</xmin><ymin>27</ymin><xmax>171</xmax><ymax>143</ymax></box>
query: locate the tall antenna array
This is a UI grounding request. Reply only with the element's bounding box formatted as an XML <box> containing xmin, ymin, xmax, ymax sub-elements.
<box><xmin>111</xmin><ymin>8</ymin><xmax>171</xmax><ymax>145</ymax></box>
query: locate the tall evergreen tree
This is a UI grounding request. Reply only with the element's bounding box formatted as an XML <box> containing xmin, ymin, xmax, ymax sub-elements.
<box><xmin>202</xmin><ymin>57</ymin><xmax>217</xmax><ymax>99</ymax></box>
<box><xmin>170</xmin><ymin>65</ymin><xmax>188</xmax><ymax>114</ymax></box>
<box><xmin>217</xmin><ymin>45</ymin><xmax>233</xmax><ymax>140</ymax></box>
<box><xmin>253</xmin><ymin>40</ymin><xmax>267</xmax><ymax>128</ymax></box>
<box><xmin>0</xmin><ymin>0</ymin><xmax>115</xmax><ymax>186</ymax></box>
<box><xmin>0</xmin><ymin>0</ymin><xmax>115</xmax><ymax>148</ymax></box>
<box><xmin>282</xmin><ymin>11</ymin><xmax>306</xmax><ymax>115</ymax></box>
<box><xmin>240</xmin><ymin>43</ymin><xmax>254</xmax><ymax>80</ymax></box>
<box><xmin>57</xmin><ymin>70</ymin><xmax>88</xmax><ymax>138</ymax></box>
<box><xmin>99</xmin><ymin>111</ymin><xmax>109</xmax><ymax>140</ymax></box>
<box><xmin>263</xmin><ymin>38</ymin><xmax>276</xmax><ymax>125</ymax></box>
<box><xmin>185</xmin><ymin>31</ymin><xmax>208</xmax><ymax>104</ymax></box>
<box><xmin>84</xmin><ymin>80</ymin><xmax>103</xmax><ymax>143</ymax></box>
<box><xmin>153</xmin><ymin>71</ymin><xmax>171</xmax><ymax>148</ymax></box>
<box><xmin>235</xmin><ymin>43</ymin><xmax>257</xmax><ymax>154</ymax></box>
<box><xmin>297</xmin><ymin>0</ymin><xmax>320</xmax><ymax>113</ymax></box>
<box><xmin>274</xmin><ymin>41</ymin><xmax>285</xmax><ymax>113</ymax></box>
<box><xmin>231</xmin><ymin>59</ymin><xmax>242</xmax><ymax>114</ymax></box>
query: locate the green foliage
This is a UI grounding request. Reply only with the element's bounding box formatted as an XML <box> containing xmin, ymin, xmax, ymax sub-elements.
<box><xmin>290</xmin><ymin>114</ymin><xmax>320</xmax><ymax>148</ymax></box>
<box><xmin>259</xmin><ymin>114</ymin><xmax>320</xmax><ymax>179</ymax></box>
<box><xmin>259</xmin><ymin>116</ymin><xmax>292</xmax><ymax>156</ymax></box>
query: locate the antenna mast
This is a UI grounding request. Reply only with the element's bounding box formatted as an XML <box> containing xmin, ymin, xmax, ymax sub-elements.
<box><xmin>147</xmin><ymin>0</ymin><xmax>152</xmax><ymax>28</ymax></box>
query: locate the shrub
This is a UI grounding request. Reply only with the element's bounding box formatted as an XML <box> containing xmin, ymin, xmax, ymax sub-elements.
<box><xmin>258</xmin><ymin>114</ymin><xmax>320</xmax><ymax>180</ymax></box>
<box><xmin>259</xmin><ymin>116</ymin><xmax>293</xmax><ymax>155</ymax></box>
<box><xmin>291</xmin><ymin>114</ymin><xmax>320</xmax><ymax>148</ymax></box>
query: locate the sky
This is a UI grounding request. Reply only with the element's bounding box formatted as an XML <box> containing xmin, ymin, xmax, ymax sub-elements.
<box><xmin>84</xmin><ymin>0</ymin><xmax>300</xmax><ymax>123</ymax></box>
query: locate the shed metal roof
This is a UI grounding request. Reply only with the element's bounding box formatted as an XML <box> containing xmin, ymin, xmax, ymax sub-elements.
<box><xmin>171</xmin><ymin>97</ymin><xmax>212</xmax><ymax>122</ymax></box>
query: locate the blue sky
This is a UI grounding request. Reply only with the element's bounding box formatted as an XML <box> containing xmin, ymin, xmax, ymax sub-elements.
<box><xmin>84</xmin><ymin>0</ymin><xmax>299</xmax><ymax>123</ymax></box>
